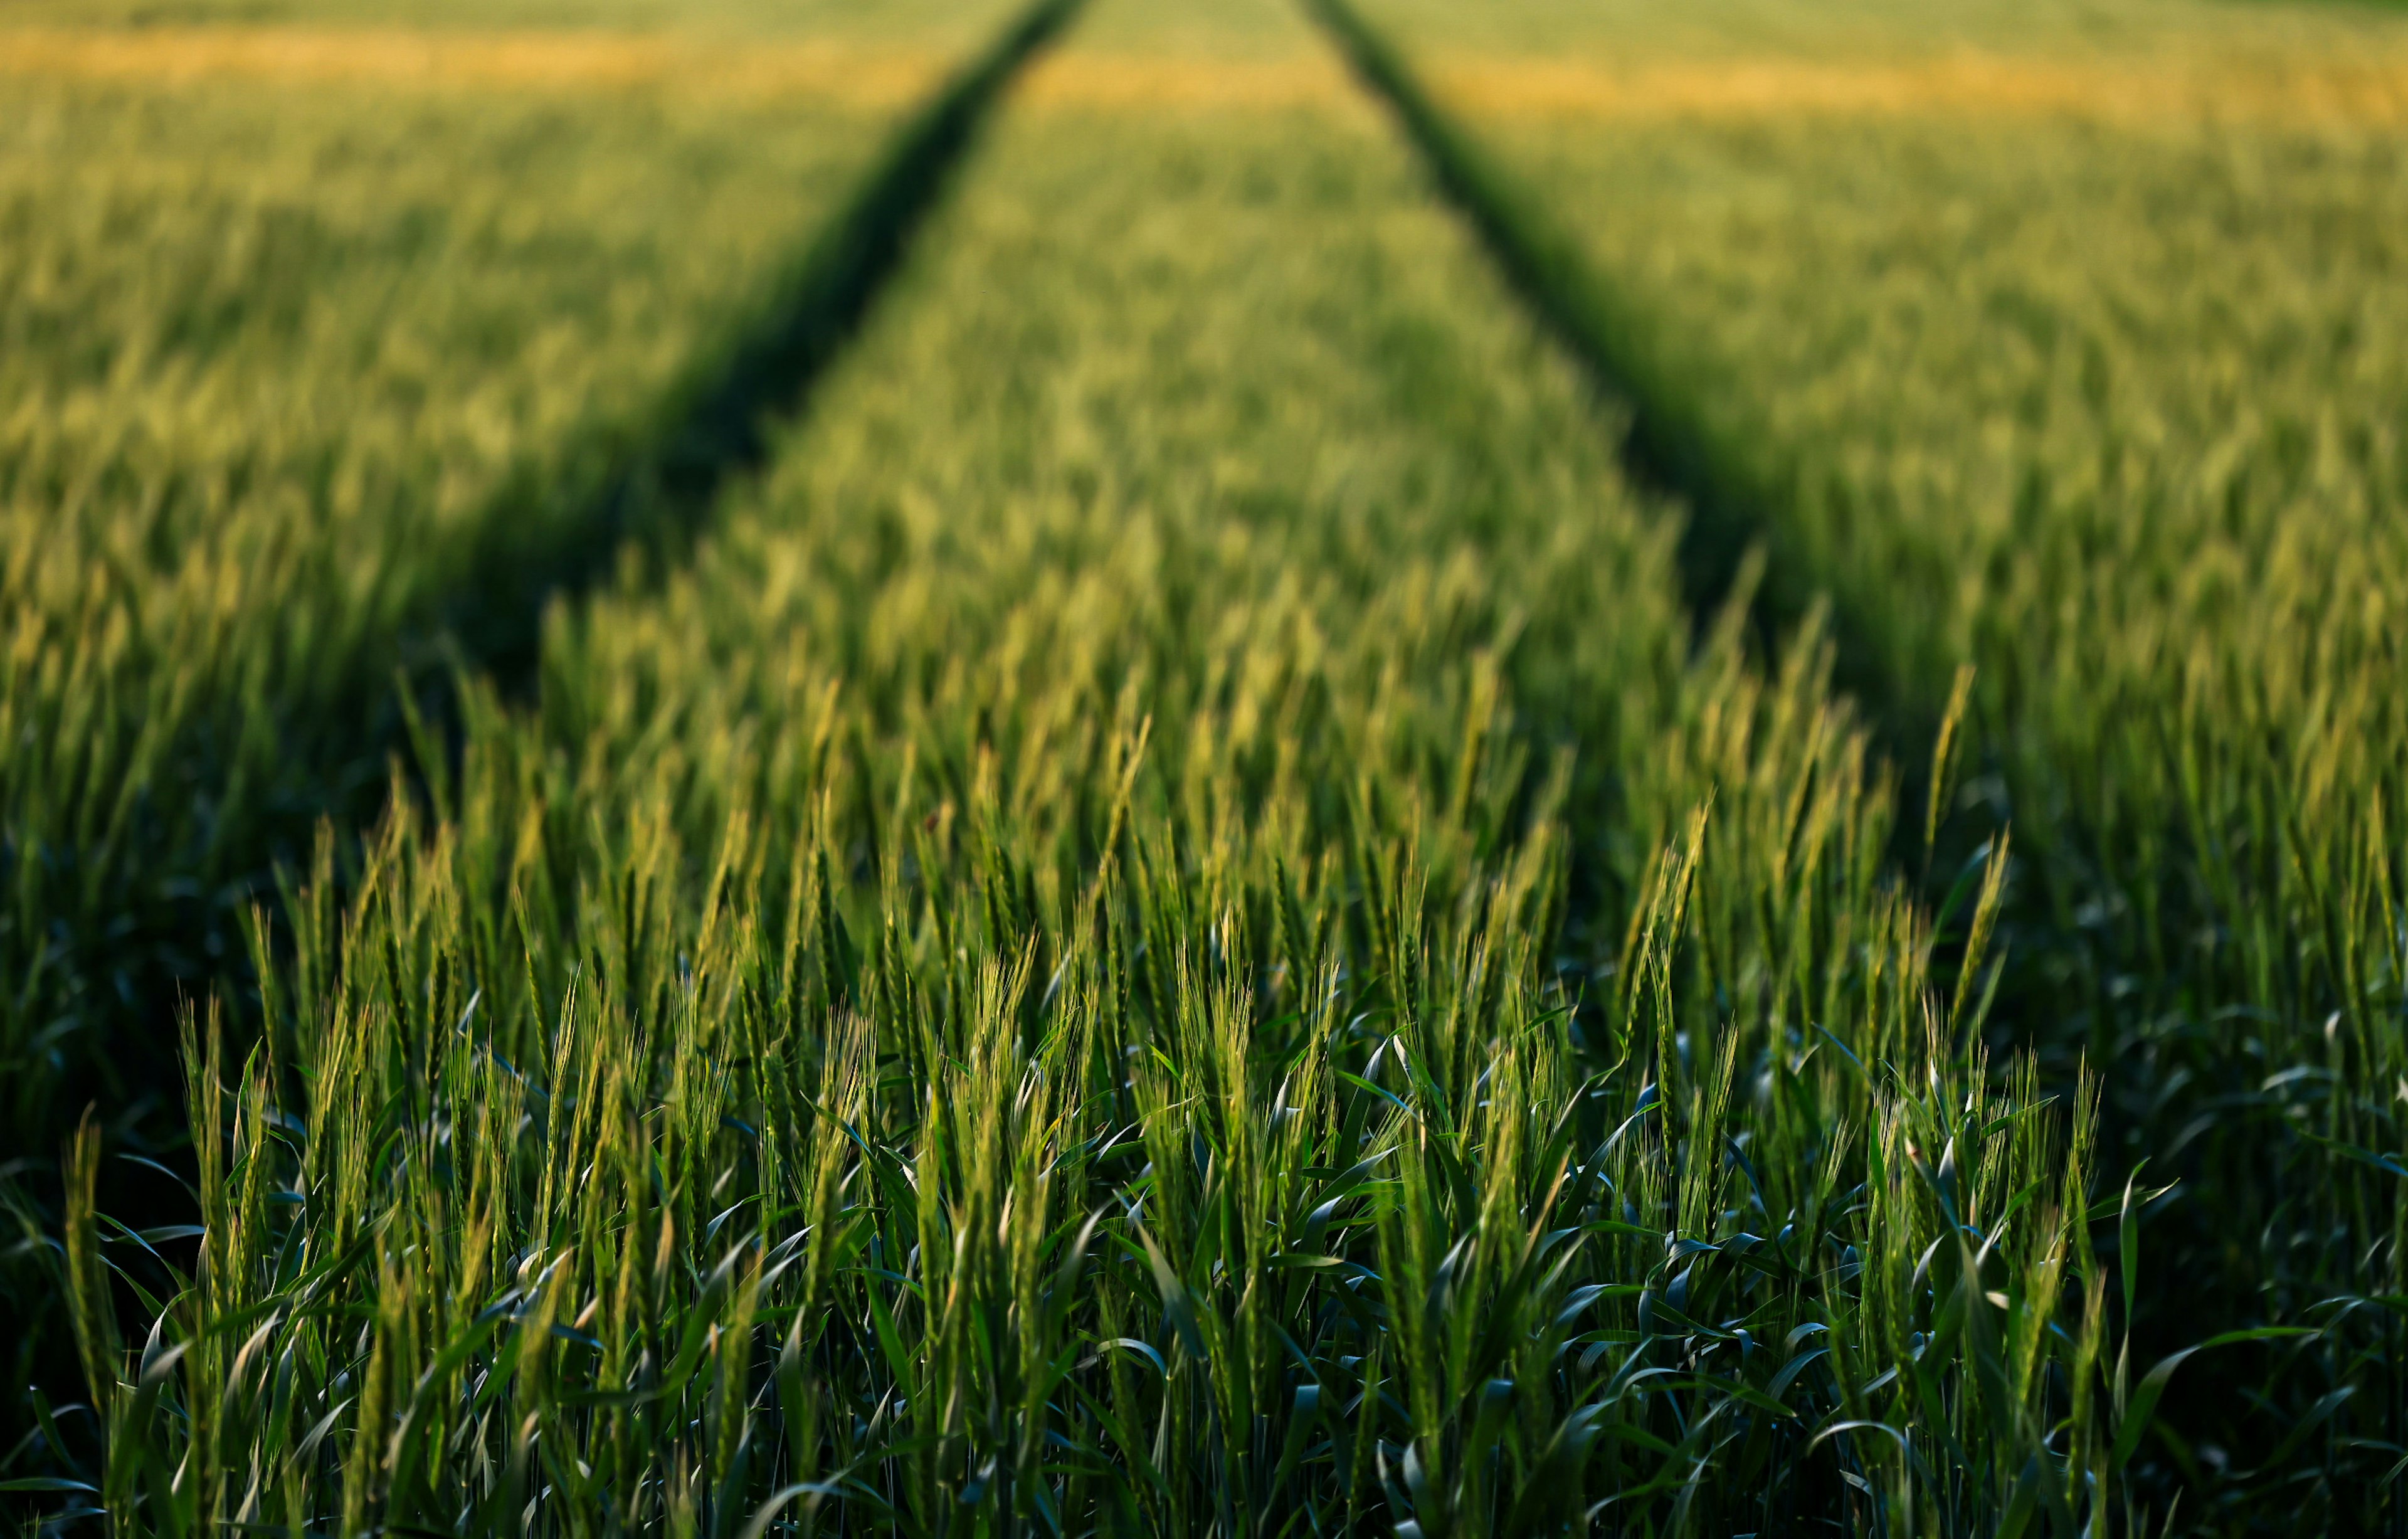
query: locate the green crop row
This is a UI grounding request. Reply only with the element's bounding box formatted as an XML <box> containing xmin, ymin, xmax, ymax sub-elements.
<box><xmin>15</xmin><ymin>1</ymin><xmax>2182</xmax><ymax>1531</ymax></box>
<box><xmin>1348</xmin><ymin>0</ymin><xmax>2408</xmax><ymax>1525</ymax></box>
<box><xmin>0</xmin><ymin>3</ymin><xmax>1030</xmax><ymax>1160</ymax></box>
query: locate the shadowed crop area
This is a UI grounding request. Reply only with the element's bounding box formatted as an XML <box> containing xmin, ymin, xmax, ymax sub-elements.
<box><xmin>1</xmin><ymin>0</ymin><xmax>2397</xmax><ymax>1533</ymax></box>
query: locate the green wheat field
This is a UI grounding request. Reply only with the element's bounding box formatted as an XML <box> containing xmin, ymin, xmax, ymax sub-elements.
<box><xmin>5</xmin><ymin>0</ymin><xmax>2407</xmax><ymax>1531</ymax></box>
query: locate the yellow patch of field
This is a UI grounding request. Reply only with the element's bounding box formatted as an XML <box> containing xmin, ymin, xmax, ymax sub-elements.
<box><xmin>5</xmin><ymin>23</ymin><xmax>2407</xmax><ymax>129</ymax></box>
<box><xmin>1434</xmin><ymin>52</ymin><xmax>2408</xmax><ymax>130</ymax></box>
<box><xmin>0</xmin><ymin>26</ymin><xmax>1361</xmax><ymax>112</ymax></box>
<box><xmin>1020</xmin><ymin>46</ymin><xmax>2408</xmax><ymax>129</ymax></box>
<box><xmin>0</xmin><ymin>26</ymin><xmax>948</xmax><ymax>107</ymax></box>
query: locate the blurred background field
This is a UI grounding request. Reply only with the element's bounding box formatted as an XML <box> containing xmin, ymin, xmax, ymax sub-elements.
<box><xmin>0</xmin><ymin>0</ymin><xmax>1014</xmax><ymax>41</ymax></box>
<box><xmin>6</xmin><ymin>0</ymin><xmax>2407</xmax><ymax>1531</ymax></box>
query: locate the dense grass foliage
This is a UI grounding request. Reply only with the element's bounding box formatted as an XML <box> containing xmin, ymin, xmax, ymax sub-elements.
<box><xmin>0</xmin><ymin>0</ymin><xmax>1039</xmax><ymax>1474</ymax></box>
<box><xmin>1353</xmin><ymin>0</ymin><xmax>2408</xmax><ymax>1526</ymax></box>
<box><xmin>18</xmin><ymin>3</ymin><xmax>2178</xmax><ymax>1530</ymax></box>
<box><xmin>0</xmin><ymin>28</ymin><xmax>1019</xmax><ymax>1160</ymax></box>
<box><xmin>13</xmin><ymin>0</ymin><xmax>2397</xmax><ymax>1531</ymax></box>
